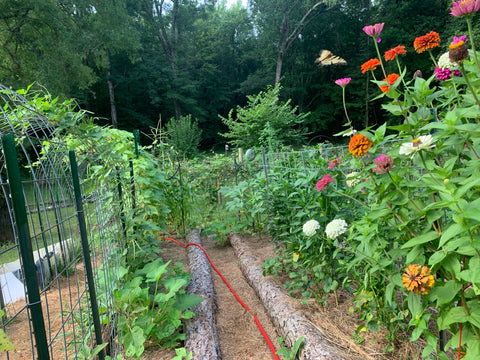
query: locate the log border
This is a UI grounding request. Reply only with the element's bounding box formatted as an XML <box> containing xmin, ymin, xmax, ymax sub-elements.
<box><xmin>230</xmin><ymin>233</ymin><xmax>347</xmax><ymax>360</ymax></box>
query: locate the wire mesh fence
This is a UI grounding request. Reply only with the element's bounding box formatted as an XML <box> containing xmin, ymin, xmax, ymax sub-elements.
<box><xmin>0</xmin><ymin>85</ymin><xmax>130</xmax><ymax>359</ymax></box>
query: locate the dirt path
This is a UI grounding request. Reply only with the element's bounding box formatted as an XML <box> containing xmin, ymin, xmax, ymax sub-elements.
<box><xmin>155</xmin><ymin>234</ymin><xmax>280</xmax><ymax>360</ymax></box>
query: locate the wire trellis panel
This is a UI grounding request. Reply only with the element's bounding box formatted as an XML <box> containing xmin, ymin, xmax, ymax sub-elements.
<box><xmin>0</xmin><ymin>84</ymin><xmax>126</xmax><ymax>359</ymax></box>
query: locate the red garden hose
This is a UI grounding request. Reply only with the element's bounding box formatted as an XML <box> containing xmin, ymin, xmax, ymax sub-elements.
<box><xmin>167</xmin><ymin>237</ymin><xmax>280</xmax><ymax>360</ymax></box>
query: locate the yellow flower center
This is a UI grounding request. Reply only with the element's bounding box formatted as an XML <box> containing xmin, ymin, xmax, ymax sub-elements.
<box><xmin>450</xmin><ymin>40</ymin><xmax>465</xmax><ymax>49</ymax></box>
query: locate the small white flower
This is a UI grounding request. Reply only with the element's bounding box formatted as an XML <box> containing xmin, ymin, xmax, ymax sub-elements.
<box><xmin>345</xmin><ymin>172</ymin><xmax>360</xmax><ymax>188</ymax></box>
<box><xmin>303</xmin><ymin>219</ymin><xmax>320</xmax><ymax>236</ymax></box>
<box><xmin>438</xmin><ymin>52</ymin><xmax>458</xmax><ymax>70</ymax></box>
<box><xmin>325</xmin><ymin>219</ymin><xmax>348</xmax><ymax>240</ymax></box>
<box><xmin>399</xmin><ymin>135</ymin><xmax>435</xmax><ymax>158</ymax></box>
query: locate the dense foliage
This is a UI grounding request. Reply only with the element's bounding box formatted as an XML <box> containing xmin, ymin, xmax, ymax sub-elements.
<box><xmin>0</xmin><ymin>0</ymin><xmax>469</xmax><ymax>149</ymax></box>
<box><xmin>216</xmin><ymin>7</ymin><xmax>480</xmax><ymax>359</ymax></box>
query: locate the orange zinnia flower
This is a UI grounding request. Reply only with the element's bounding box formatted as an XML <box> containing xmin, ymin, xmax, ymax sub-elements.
<box><xmin>402</xmin><ymin>264</ymin><xmax>435</xmax><ymax>295</ymax></box>
<box><xmin>348</xmin><ymin>134</ymin><xmax>373</xmax><ymax>157</ymax></box>
<box><xmin>361</xmin><ymin>58</ymin><xmax>381</xmax><ymax>74</ymax></box>
<box><xmin>414</xmin><ymin>31</ymin><xmax>440</xmax><ymax>53</ymax></box>
<box><xmin>384</xmin><ymin>45</ymin><xmax>407</xmax><ymax>61</ymax></box>
<box><xmin>379</xmin><ymin>73</ymin><xmax>400</xmax><ymax>93</ymax></box>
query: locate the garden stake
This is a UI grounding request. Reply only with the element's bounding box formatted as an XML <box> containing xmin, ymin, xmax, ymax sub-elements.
<box><xmin>167</xmin><ymin>237</ymin><xmax>280</xmax><ymax>360</ymax></box>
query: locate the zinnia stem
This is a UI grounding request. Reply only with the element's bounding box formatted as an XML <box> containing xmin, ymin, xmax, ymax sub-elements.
<box><xmin>459</xmin><ymin>63</ymin><xmax>480</xmax><ymax>107</ymax></box>
<box><xmin>466</xmin><ymin>16</ymin><xmax>480</xmax><ymax>73</ymax></box>
<box><xmin>428</xmin><ymin>50</ymin><xmax>438</xmax><ymax>67</ymax></box>
<box><xmin>342</xmin><ymin>86</ymin><xmax>352</xmax><ymax>126</ymax></box>
<box><xmin>373</xmin><ymin>40</ymin><xmax>387</xmax><ymax>79</ymax></box>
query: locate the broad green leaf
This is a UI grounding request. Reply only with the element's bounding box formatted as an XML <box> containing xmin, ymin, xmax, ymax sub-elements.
<box><xmin>438</xmin><ymin>307</ymin><xmax>467</xmax><ymax>330</ymax></box>
<box><xmin>428</xmin><ymin>280</ymin><xmax>461</xmax><ymax>306</ymax></box>
<box><xmin>402</xmin><ymin>231</ymin><xmax>439</xmax><ymax>249</ymax></box>
<box><xmin>439</xmin><ymin>223</ymin><xmax>465</xmax><ymax>248</ymax></box>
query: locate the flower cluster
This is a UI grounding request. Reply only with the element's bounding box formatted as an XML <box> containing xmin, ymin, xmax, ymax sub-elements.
<box><xmin>361</xmin><ymin>58</ymin><xmax>381</xmax><ymax>74</ymax></box>
<box><xmin>373</xmin><ymin>154</ymin><xmax>394</xmax><ymax>174</ymax></box>
<box><xmin>450</xmin><ymin>0</ymin><xmax>480</xmax><ymax>17</ymax></box>
<box><xmin>303</xmin><ymin>219</ymin><xmax>320</xmax><ymax>237</ymax></box>
<box><xmin>345</xmin><ymin>172</ymin><xmax>360</xmax><ymax>188</ymax></box>
<box><xmin>435</xmin><ymin>52</ymin><xmax>461</xmax><ymax>80</ymax></box>
<box><xmin>335</xmin><ymin>78</ymin><xmax>351</xmax><ymax>87</ymax></box>
<box><xmin>413</xmin><ymin>31</ymin><xmax>440</xmax><ymax>53</ymax></box>
<box><xmin>449</xmin><ymin>35</ymin><xmax>469</xmax><ymax>63</ymax></box>
<box><xmin>328</xmin><ymin>158</ymin><xmax>342</xmax><ymax>169</ymax></box>
<box><xmin>325</xmin><ymin>219</ymin><xmax>348</xmax><ymax>239</ymax></box>
<box><xmin>399</xmin><ymin>135</ymin><xmax>435</xmax><ymax>158</ymax></box>
<box><xmin>349</xmin><ymin>133</ymin><xmax>373</xmax><ymax>157</ymax></box>
<box><xmin>402</xmin><ymin>264</ymin><xmax>435</xmax><ymax>295</ymax></box>
<box><xmin>384</xmin><ymin>45</ymin><xmax>406</xmax><ymax>61</ymax></box>
<box><xmin>316</xmin><ymin>174</ymin><xmax>334</xmax><ymax>191</ymax></box>
<box><xmin>380</xmin><ymin>73</ymin><xmax>400</xmax><ymax>93</ymax></box>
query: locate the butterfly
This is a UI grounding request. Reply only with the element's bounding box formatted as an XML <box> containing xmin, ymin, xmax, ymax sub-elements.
<box><xmin>315</xmin><ymin>50</ymin><xmax>347</xmax><ymax>66</ymax></box>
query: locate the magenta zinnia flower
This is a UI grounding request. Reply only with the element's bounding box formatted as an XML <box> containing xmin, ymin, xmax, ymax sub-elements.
<box><xmin>335</xmin><ymin>78</ymin><xmax>351</xmax><ymax>87</ymax></box>
<box><xmin>363</xmin><ymin>23</ymin><xmax>384</xmax><ymax>43</ymax></box>
<box><xmin>328</xmin><ymin>158</ymin><xmax>342</xmax><ymax>169</ymax></box>
<box><xmin>373</xmin><ymin>154</ymin><xmax>394</xmax><ymax>174</ymax></box>
<box><xmin>434</xmin><ymin>66</ymin><xmax>453</xmax><ymax>81</ymax></box>
<box><xmin>450</xmin><ymin>0</ymin><xmax>480</xmax><ymax>17</ymax></box>
<box><xmin>363</xmin><ymin>23</ymin><xmax>384</xmax><ymax>37</ymax></box>
<box><xmin>316</xmin><ymin>174</ymin><xmax>334</xmax><ymax>191</ymax></box>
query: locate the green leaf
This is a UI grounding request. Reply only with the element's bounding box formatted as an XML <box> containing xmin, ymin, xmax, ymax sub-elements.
<box><xmin>428</xmin><ymin>280</ymin><xmax>461</xmax><ymax>306</ymax></box>
<box><xmin>174</xmin><ymin>293</ymin><xmax>205</xmax><ymax>311</ymax></box>
<box><xmin>123</xmin><ymin>326</ymin><xmax>146</xmax><ymax>358</ymax></box>
<box><xmin>462</xmin><ymin>341</ymin><xmax>480</xmax><ymax>360</ymax></box>
<box><xmin>438</xmin><ymin>307</ymin><xmax>467</xmax><ymax>330</ymax></box>
<box><xmin>402</xmin><ymin>231</ymin><xmax>439</xmax><ymax>249</ymax></box>
<box><xmin>439</xmin><ymin>223</ymin><xmax>465</xmax><ymax>248</ymax></box>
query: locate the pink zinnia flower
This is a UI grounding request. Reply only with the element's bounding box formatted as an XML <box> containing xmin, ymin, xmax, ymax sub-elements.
<box><xmin>373</xmin><ymin>154</ymin><xmax>394</xmax><ymax>174</ymax></box>
<box><xmin>450</xmin><ymin>0</ymin><xmax>480</xmax><ymax>17</ymax></box>
<box><xmin>316</xmin><ymin>174</ymin><xmax>334</xmax><ymax>191</ymax></box>
<box><xmin>434</xmin><ymin>66</ymin><xmax>453</xmax><ymax>81</ymax></box>
<box><xmin>328</xmin><ymin>158</ymin><xmax>342</xmax><ymax>169</ymax></box>
<box><xmin>335</xmin><ymin>78</ymin><xmax>351</xmax><ymax>87</ymax></box>
<box><xmin>363</xmin><ymin>23</ymin><xmax>384</xmax><ymax>43</ymax></box>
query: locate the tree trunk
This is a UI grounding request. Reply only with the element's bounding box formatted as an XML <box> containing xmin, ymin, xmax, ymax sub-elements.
<box><xmin>230</xmin><ymin>233</ymin><xmax>347</xmax><ymax>360</ymax></box>
<box><xmin>184</xmin><ymin>230</ymin><xmax>221</xmax><ymax>360</ymax></box>
<box><xmin>105</xmin><ymin>48</ymin><xmax>118</xmax><ymax>128</ymax></box>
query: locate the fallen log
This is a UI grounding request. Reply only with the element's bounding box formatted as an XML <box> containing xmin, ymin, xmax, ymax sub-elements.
<box><xmin>184</xmin><ymin>230</ymin><xmax>222</xmax><ymax>360</ymax></box>
<box><xmin>230</xmin><ymin>233</ymin><xmax>347</xmax><ymax>360</ymax></box>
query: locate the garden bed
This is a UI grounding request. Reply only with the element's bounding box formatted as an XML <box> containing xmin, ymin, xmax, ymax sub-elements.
<box><xmin>157</xmin><ymin>231</ymin><xmax>425</xmax><ymax>360</ymax></box>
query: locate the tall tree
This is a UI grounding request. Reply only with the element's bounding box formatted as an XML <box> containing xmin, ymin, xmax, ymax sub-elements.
<box><xmin>251</xmin><ymin>0</ymin><xmax>338</xmax><ymax>86</ymax></box>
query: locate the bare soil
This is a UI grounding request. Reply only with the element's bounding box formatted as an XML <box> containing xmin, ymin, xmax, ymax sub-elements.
<box><xmin>156</xmin><ymin>233</ymin><xmax>424</xmax><ymax>360</ymax></box>
<box><xmin>3</xmin><ymin>233</ymin><xmax>424</xmax><ymax>360</ymax></box>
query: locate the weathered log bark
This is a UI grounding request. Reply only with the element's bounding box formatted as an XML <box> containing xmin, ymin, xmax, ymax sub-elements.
<box><xmin>184</xmin><ymin>230</ymin><xmax>221</xmax><ymax>360</ymax></box>
<box><xmin>230</xmin><ymin>233</ymin><xmax>346</xmax><ymax>360</ymax></box>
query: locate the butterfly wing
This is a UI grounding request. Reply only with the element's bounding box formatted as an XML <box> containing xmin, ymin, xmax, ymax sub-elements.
<box><xmin>315</xmin><ymin>50</ymin><xmax>347</xmax><ymax>66</ymax></box>
<box><xmin>315</xmin><ymin>50</ymin><xmax>332</xmax><ymax>64</ymax></box>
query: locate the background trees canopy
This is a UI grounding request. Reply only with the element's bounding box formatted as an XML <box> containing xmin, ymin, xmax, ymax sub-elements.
<box><xmin>0</xmin><ymin>0</ymin><xmax>472</xmax><ymax>151</ymax></box>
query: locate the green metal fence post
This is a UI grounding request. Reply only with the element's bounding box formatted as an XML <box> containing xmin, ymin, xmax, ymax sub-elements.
<box><xmin>1</xmin><ymin>134</ymin><xmax>50</xmax><ymax>360</ymax></box>
<box><xmin>68</xmin><ymin>150</ymin><xmax>105</xmax><ymax>360</ymax></box>
<box><xmin>133</xmin><ymin>129</ymin><xmax>140</xmax><ymax>159</ymax></box>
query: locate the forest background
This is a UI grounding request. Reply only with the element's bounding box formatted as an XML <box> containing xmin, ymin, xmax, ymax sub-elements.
<box><xmin>0</xmin><ymin>0</ymin><xmax>474</xmax><ymax>150</ymax></box>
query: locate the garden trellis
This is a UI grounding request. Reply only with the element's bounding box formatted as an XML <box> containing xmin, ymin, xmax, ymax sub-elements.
<box><xmin>0</xmin><ymin>84</ymin><xmax>128</xmax><ymax>359</ymax></box>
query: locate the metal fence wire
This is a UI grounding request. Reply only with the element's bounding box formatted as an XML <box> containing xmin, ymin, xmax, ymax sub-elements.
<box><xmin>0</xmin><ymin>85</ymin><xmax>128</xmax><ymax>359</ymax></box>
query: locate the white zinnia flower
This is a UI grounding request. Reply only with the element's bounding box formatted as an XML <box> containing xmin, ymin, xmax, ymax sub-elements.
<box><xmin>303</xmin><ymin>219</ymin><xmax>320</xmax><ymax>236</ymax></box>
<box><xmin>325</xmin><ymin>219</ymin><xmax>348</xmax><ymax>239</ymax></box>
<box><xmin>399</xmin><ymin>135</ymin><xmax>435</xmax><ymax>158</ymax></box>
<box><xmin>438</xmin><ymin>52</ymin><xmax>457</xmax><ymax>70</ymax></box>
<box><xmin>345</xmin><ymin>172</ymin><xmax>360</xmax><ymax>188</ymax></box>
